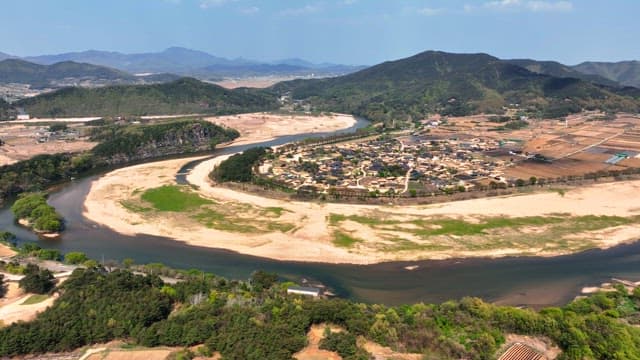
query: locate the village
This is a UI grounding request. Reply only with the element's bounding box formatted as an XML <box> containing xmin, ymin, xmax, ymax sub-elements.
<box><xmin>258</xmin><ymin>130</ymin><xmax>513</xmax><ymax>196</ymax></box>
<box><xmin>257</xmin><ymin>112</ymin><xmax>640</xmax><ymax>197</ymax></box>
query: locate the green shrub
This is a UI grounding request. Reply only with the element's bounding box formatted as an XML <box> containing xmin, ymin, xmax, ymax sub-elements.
<box><xmin>64</xmin><ymin>252</ymin><xmax>89</xmax><ymax>265</ymax></box>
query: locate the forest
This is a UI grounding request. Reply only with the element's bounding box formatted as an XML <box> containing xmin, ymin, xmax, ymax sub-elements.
<box><xmin>0</xmin><ymin>264</ymin><xmax>639</xmax><ymax>360</ymax></box>
<box><xmin>0</xmin><ymin>119</ymin><xmax>239</xmax><ymax>204</ymax></box>
<box><xmin>14</xmin><ymin>77</ymin><xmax>279</xmax><ymax>117</ymax></box>
<box><xmin>210</xmin><ymin>146</ymin><xmax>268</xmax><ymax>183</ymax></box>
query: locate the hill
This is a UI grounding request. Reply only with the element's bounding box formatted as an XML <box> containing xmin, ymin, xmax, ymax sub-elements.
<box><xmin>573</xmin><ymin>60</ymin><xmax>640</xmax><ymax>88</ymax></box>
<box><xmin>0</xmin><ymin>52</ymin><xmax>14</xmax><ymax>61</ymax></box>
<box><xmin>0</xmin><ymin>59</ymin><xmax>137</xmax><ymax>88</ymax></box>
<box><xmin>273</xmin><ymin>51</ymin><xmax>640</xmax><ymax>123</ymax></box>
<box><xmin>506</xmin><ymin>59</ymin><xmax>619</xmax><ymax>87</ymax></box>
<box><xmin>15</xmin><ymin>77</ymin><xmax>279</xmax><ymax>117</ymax></box>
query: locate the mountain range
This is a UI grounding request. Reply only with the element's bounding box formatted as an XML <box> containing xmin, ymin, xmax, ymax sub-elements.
<box><xmin>273</xmin><ymin>51</ymin><xmax>640</xmax><ymax>122</ymax></box>
<box><xmin>4</xmin><ymin>50</ymin><xmax>640</xmax><ymax>121</ymax></box>
<box><xmin>18</xmin><ymin>47</ymin><xmax>365</xmax><ymax>78</ymax></box>
<box><xmin>573</xmin><ymin>60</ymin><xmax>640</xmax><ymax>88</ymax></box>
<box><xmin>2</xmin><ymin>47</ymin><xmax>639</xmax><ymax>90</ymax></box>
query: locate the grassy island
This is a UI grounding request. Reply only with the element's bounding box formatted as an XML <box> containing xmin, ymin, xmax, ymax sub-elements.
<box><xmin>10</xmin><ymin>193</ymin><xmax>64</xmax><ymax>233</ymax></box>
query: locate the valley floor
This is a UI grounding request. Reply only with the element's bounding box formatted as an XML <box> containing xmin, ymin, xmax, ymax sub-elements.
<box><xmin>83</xmin><ymin>113</ymin><xmax>640</xmax><ymax>264</ymax></box>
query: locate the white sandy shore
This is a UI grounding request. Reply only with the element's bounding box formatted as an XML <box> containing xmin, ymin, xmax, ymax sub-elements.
<box><xmin>83</xmin><ymin>112</ymin><xmax>640</xmax><ymax>264</ymax></box>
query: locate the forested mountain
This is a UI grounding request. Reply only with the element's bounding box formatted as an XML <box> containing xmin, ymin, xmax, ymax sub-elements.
<box><xmin>15</xmin><ymin>77</ymin><xmax>279</xmax><ymax>117</ymax></box>
<box><xmin>574</xmin><ymin>60</ymin><xmax>640</xmax><ymax>88</ymax></box>
<box><xmin>506</xmin><ymin>59</ymin><xmax>619</xmax><ymax>87</ymax></box>
<box><xmin>0</xmin><ymin>59</ymin><xmax>182</xmax><ymax>89</ymax></box>
<box><xmin>273</xmin><ymin>51</ymin><xmax>640</xmax><ymax>122</ymax></box>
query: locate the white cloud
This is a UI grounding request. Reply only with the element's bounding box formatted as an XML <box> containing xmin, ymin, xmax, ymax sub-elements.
<box><xmin>526</xmin><ymin>1</ymin><xmax>573</xmax><ymax>12</ymax></box>
<box><xmin>279</xmin><ymin>4</ymin><xmax>322</xmax><ymax>16</ymax></box>
<box><xmin>485</xmin><ymin>0</ymin><xmax>522</xmax><ymax>10</ymax></box>
<box><xmin>477</xmin><ymin>0</ymin><xmax>572</xmax><ymax>12</ymax></box>
<box><xmin>416</xmin><ymin>7</ymin><xmax>443</xmax><ymax>16</ymax></box>
<box><xmin>199</xmin><ymin>0</ymin><xmax>237</xmax><ymax>9</ymax></box>
<box><xmin>239</xmin><ymin>5</ymin><xmax>259</xmax><ymax>14</ymax></box>
<box><xmin>342</xmin><ymin>0</ymin><xmax>357</xmax><ymax>5</ymax></box>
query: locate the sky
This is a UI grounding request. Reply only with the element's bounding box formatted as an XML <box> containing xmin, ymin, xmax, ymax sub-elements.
<box><xmin>1</xmin><ymin>0</ymin><xmax>638</xmax><ymax>65</ymax></box>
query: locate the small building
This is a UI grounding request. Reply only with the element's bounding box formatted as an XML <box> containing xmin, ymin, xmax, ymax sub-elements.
<box><xmin>287</xmin><ymin>286</ymin><xmax>321</xmax><ymax>297</ymax></box>
<box><xmin>16</xmin><ymin>107</ymin><xmax>30</xmax><ymax>120</ymax></box>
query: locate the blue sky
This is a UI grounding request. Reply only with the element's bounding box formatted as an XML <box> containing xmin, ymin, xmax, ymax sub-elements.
<box><xmin>1</xmin><ymin>0</ymin><xmax>638</xmax><ymax>65</ymax></box>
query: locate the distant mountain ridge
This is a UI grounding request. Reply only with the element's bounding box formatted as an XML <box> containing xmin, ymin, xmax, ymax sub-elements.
<box><xmin>505</xmin><ymin>59</ymin><xmax>620</xmax><ymax>87</ymax></box>
<box><xmin>273</xmin><ymin>50</ymin><xmax>640</xmax><ymax>122</ymax></box>
<box><xmin>19</xmin><ymin>47</ymin><xmax>364</xmax><ymax>78</ymax></box>
<box><xmin>573</xmin><ymin>60</ymin><xmax>640</xmax><ymax>88</ymax></box>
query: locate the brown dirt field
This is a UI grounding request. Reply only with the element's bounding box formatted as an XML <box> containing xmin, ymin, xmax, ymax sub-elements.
<box><xmin>294</xmin><ymin>324</ymin><xmax>342</xmax><ymax>360</ymax></box>
<box><xmin>204</xmin><ymin>112</ymin><xmax>356</xmax><ymax>146</ymax></box>
<box><xmin>85</xmin><ymin>348</ymin><xmax>178</xmax><ymax>360</ymax></box>
<box><xmin>214</xmin><ymin>77</ymin><xmax>294</xmax><ymax>89</ymax></box>
<box><xmin>0</xmin><ymin>123</ymin><xmax>96</xmax><ymax>166</ymax></box>
<box><xmin>360</xmin><ymin>340</ymin><xmax>422</xmax><ymax>360</ymax></box>
<box><xmin>0</xmin><ymin>242</ymin><xmax>16</xmax><ymax>257</ymax></box>
<box><xmin>0</xmin><ymin>290</ymin><xmax>56</xmax><ymax>326</ymax></box>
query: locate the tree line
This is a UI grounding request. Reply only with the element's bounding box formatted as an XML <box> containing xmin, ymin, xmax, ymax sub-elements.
<box><xmin>0</xmin><ymin>264</ymin><xmax>639</xmax><ymax>359</ymax></box>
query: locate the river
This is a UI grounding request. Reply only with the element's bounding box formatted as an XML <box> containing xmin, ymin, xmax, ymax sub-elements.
<box><xmin>1</xmin><ymin>117</ymin><xmax>639</xmax><ymax>307</ymax></box>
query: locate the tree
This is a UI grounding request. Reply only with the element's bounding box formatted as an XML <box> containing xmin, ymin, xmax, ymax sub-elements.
<box><xmin>64</xmin><ymin>252</ymin><xmax>89</xmax><ymax>265</ymax></box>
<box><xmin>250</xmin><ymin>270</ymin><xmax>278</xmax><ymax>292</ymax></box>
<box><xmin>529</xmin><ymin>176</ymin><xmax>538</xmax><ymax>185</ymax></box>
<box><xmin>0</xmin><ymin>274</ymin><xmax>6</xmax><ymax>298</ymax></box>
<box><xmin>19</xmin><ymin>264</ymin><xmax>54</xmax><ymax>294</ymax></box>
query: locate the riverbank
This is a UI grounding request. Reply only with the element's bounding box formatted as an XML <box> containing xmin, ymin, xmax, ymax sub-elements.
<box><xmin>0</xmin><ymin>242</ymin><xmax>16</xmax><ymax>257</ymax></box>
<box><xmin>83</xmin><ymin>112</ymin><xmax>640</xmax><ymax>264</ymax></box>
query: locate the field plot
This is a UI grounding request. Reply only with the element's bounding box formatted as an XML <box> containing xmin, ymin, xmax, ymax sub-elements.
<box><xmin>0</xmin><ymin>122</ymin><xmax>96</xmax><ymax>166</ymax></box>
<box><xmin>504</xmin><ymin>113</ymin><xmax>640</xmax><ymax>179</ymax></box>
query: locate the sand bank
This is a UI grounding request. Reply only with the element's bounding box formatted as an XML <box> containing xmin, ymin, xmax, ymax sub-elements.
<box><xmin>83</xmin><ymin>113</ymin><xmax>640</xmax><ymax>264</ymax></box>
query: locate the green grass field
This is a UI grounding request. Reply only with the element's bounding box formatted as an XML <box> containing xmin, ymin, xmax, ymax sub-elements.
<box><xmin>141</xmin><ymin>185</ymin><xmax>214</xmax><ymax>212</ymax></box>
<box><xmin>333</xmin><ymin>231</ymin><xmax>362</xmax><ymax>248</ymax></box>
<box><xmin>328</xmin><ymin>212</ymin><xmax>640</xmax><ymax>253</ymax></box>
<box><xmin>127</xmin><ymin>185</ymin><xmax>295</xmax><ymax>234</ymax></box>
<box><xmin>21</xmin><ymin>294</ymin><xmax>49</xmax><ymax>305</ymax></box>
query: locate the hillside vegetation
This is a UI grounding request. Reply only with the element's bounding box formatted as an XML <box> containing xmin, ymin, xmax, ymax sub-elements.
<box><xmin>273</xmin><ymin>51</ymin><xmax>640</xmax><ymax>123</ymax></box>
<box><xmin>0</xmin><ymin>119</ymin><xmax>238</xmax><ymax>203</ymax></box>
<box><xmin>0</xmin><ymin>59</ymin><xmax>134</xmax><ymax>88</ymax></box>
<box><xmin>0</xmin><ymin>266</ymin><xmax>640</xmax><ymax>359</ymax></box>
<box><xmin>15</xmin><ymin>77</ymin><xmax>279</xmax><ymax>117</ymax></box>
<box><xmin>574</xmin><ymin>60</ymin><xmax>640</xmax><ymax>88</ymax></box>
